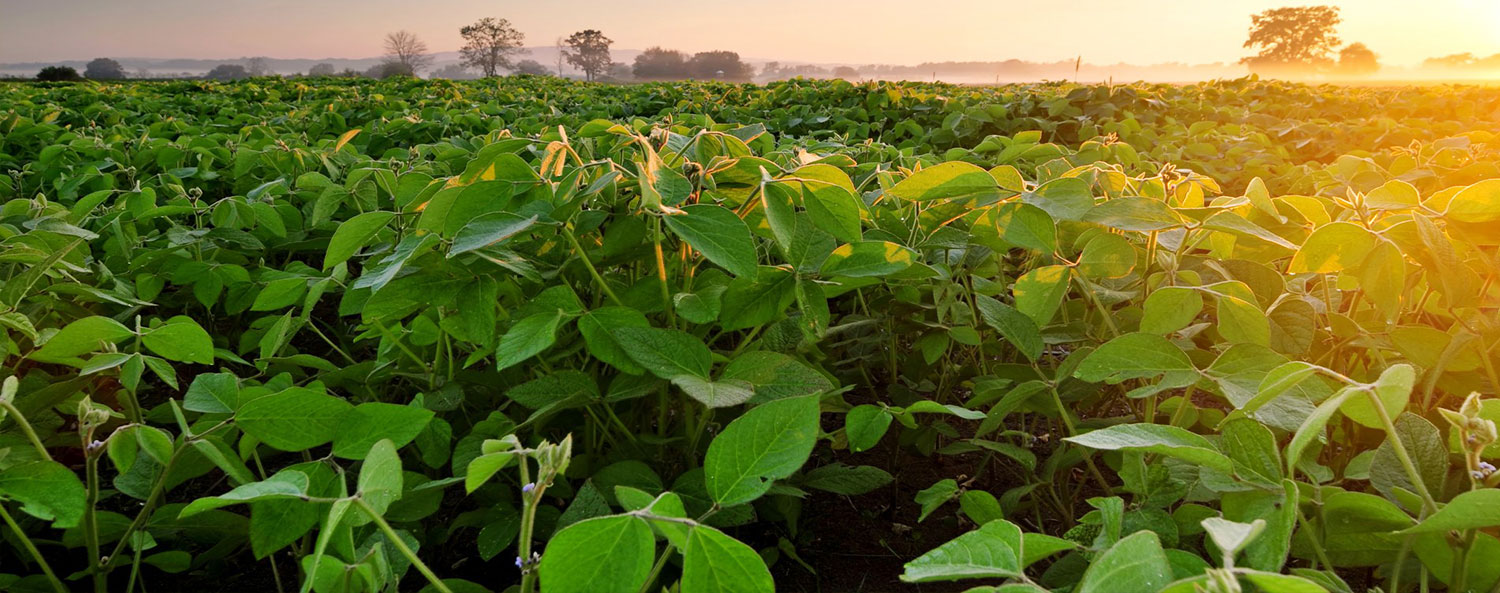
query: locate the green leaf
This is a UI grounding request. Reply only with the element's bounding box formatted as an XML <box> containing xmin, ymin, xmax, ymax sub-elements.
<box><xmin>900</xmin><ymin>519</ymin><xmax>1022</xmax><ymax>583</ymax></box>
<box><xmin>1074</xmin><ymin>333</ymin><xmax>1195</xmax><ymax>384</ymax></box>
<box><xmin>1214</xmin><ymin>293</ymin><xmax>1270</xmax><ymax>346</ymax></box>
<box><xmin>184</xmin><ymin>372</ymin><xmax>240</xmax><ymax>413</ymax></box>
<box><xmin>820</xmin><ymin>241</ymin><xmax>916</xmax><ymax>278</ymax></box>
<box><xmin>0</xmin><ymin>460</ymin><xmax>86</xmax><ymax>527</ymax></box>
<box><xmin>331</xmin><ymin>403</ymin><xmax>435</xmax><ymax>459</ymax></box>
<box><xmin>1084</xmin><ymin>197</ymin><xmax>1185</xmax><ymax>231</ymax></box>
<box><xmin>1023</xmin><ymin>177</ymin><xmax>1094</xmax><ymax>221</ymax></box>
<box><xmin>802</xmin><ymin>183</ymin><xmax>862</xmax><ymax>243</ymax></box>
<box><xmin>1012</xmin><ymin>265</ymin><xmax>1070</xmax><ymax>325</ymax></box>
<box><xmin>915</xmin><ymin>478</ymin><xmax>960</xmax><ymax>522</ymax></box>
<box><xmin>801</xmin><ymin>464</ymin><xmax>893</xmax><ymax>495</ymax></box>
<box><xmin>1140</xmin><ymin>287</ymin><xmax>1203</xmax><ymax>335</ymax></box>
<box><xmin>1287</xmin><ymin>222</ymin><xmax>1377</xmax><ymax>274</ymax></box>
<box><xmin>1075</xmin><ymin>531</ymin><xmax>1173</xmax><ymax>593</ymax></box>
<box><xmin>324</xmin><ymin>211</ymin><xmax>395</xmax><ymax>270</ymax></box>
<box><xmin>844</xmin><ymin>404</ymin><xmax>891</xmax><ymax>453</ymax></box>
<box><xmin>1340</xmin><ymin>363</ymin><xmax>1414</xmax><ymax>429</ymax></box>
<box><xmin>1065</xmin><ymin>424</ymin><xmax>1233</xmax><ymax>473</ymax></box>
<box><xmin>31</xmin><ymin>316</ymin><xmax>133</xmax><ymax>363</ymax></box>
<box><xmin>888</xmin><ymin>161</ymin><xmax>997</xmax><ymax>202</ymax></box>
<box><xmin>681</xmin><ymin>525</ymin><xmax>775</xmax><ymax>593</ymax></box>
<box><xmin>1404</xmin><ymin>489</ymin><xmax>1500</xmax><ymax>534</ymax></box>
<box><xmin>494</xmin><ymin>311</ymin><xmax>564</xmax><ymax>371</ymax></box>
<box><xmin>236</xmin><ymin>388</ymin><xmax>354</xmax><ymax>452</ymax></box>
<box><xmin>178</xmin><ymin>470</ymin><xmax>310</xmax><ymax>518</ymax></box>
<box><xmin>1445</xmin><ymin>178</ymin><xmax>1500</xmax><ymax>223</ymax></box>
<box><xmin>355</xmin><ymin>439</ymin><xmax>403</xmax><ymax>521</ymax></box>
<box><xmin>705</xmin><ymin>395</ymin><xmax>820</xmax><ymax>506</ymax></box>
<box><xmin>1201</xmin><ymin>517</ymin><xmax>1266</xmax><ymax>561</ymax></box>
<box><xmin>1285</xmin><ymin>386</ymin><xmax>1358</xmax><ymax>475</ymax></box>
<box><xmin>614</xmin><ymin>327</ymin><xmax>712</xmax><ymax>380</ymax></box>
<box><xmin>141</xmin><ymin>316</ymin><xmax>214</xmax><ymax>364</ymax></box>
<box><xmin>1076</xmin><ymin>233</ymin><xmax>1136</xmax><ymax>278</ymax></box>
<box><xmin>720</xmin><ymin>351</ymin><xmax>833</xmax><ymax>404</ymax></box>
<box><xmin>975</xmin><ymin>295</ymin><xmax>1042</xmax><ymax>361</ymax></box>
<box><xmin>673</xmin><ymin>376</ymin><xmax>756</xmax><ymax>408</ymax></box>
<box><xmin>577</xmin><ymin>307</ymin><xmax>650</xmax><ymax>374</ymax></box>
<box><xmin>537</xmin><ymin>515</ymin><xmax>655</xmax><ymax>593</ymax></box>
<box><xmin>664</xmin><ymin>204</ymin><xmax>759</xmax><ymax>278</ymax></box>
<box><xmin>449</xmin><ymin>212</ymin><xmax>537</xmax><ymax>257</ymax></box>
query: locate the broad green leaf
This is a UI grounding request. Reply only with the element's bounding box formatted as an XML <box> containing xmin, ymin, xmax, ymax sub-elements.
<box><xmin>614</xmin><ymin>327</ymin><xmax>712</xmax><ymax>380</ymax></box>
<box><xmin>1403</xmin><ymin>489</ymin><xmax>1500</xmax><ymax>533</ymax></box>
<box><xmin>820</xmin><ymin>241</ymin><xmax>916</xmax><ymax>278</ymax></box>
<box><xmin>1445</xmin><ymin>178</ymin><xmax>1500</xmax><ymax>223</ymax></box>
<box><xmin>1214</xmin><ymin>293</ymin><xmax>1270</xmax><ymax>346</ymax></box>
<box><xmin>355</xmin><ymin>439</ymin><xmax>403</xmax><ymax>521</ymax></box>
<box><xmin>1012</xmin><ymin>265</ymin><xmax>1070</xmax><ymax>325</ymax></box>
<box><xmin>331</xmin><ymin>403</ymin><xmax>435</xmax><ymax>459</ymax></box>
<box><xmin>916</xmin><ymin>479</ymin><xmax>960</xmax><ymax>522</ymax></box>
<box><xmin>681</xmin><ymin>525</ymin><xmax>775</xmax><ymax>593</ymax></box>
<box><xmin>1340</xmin><ymin>364</ymin><xmax>1414</xmax><ymax>429</ymax></box>
<box><xmin>705</xmin><ymin>395</ymin><xmax>820</xmax><ymax>506</ymax></box>
<box><xmin>845</xmin><ymin>404</ymin><xmax>891</xmax><ymax>452</ymax></box>
<box><xmin>141</xmin><ymin>316</ymin><xmax>214</xmax><ymax>364</ymax></box>
<box><xmin>1285</xmin><ymin>386</ymin><xmax>1358</xmax><ymax>475</ymax></box>
<box><xmin>673</xmin><ymin>376</ymin><xmax>756</xmax><ymax>408</ymax></box>
<box><xmin>900</xmin><ymin>520</ymin><xmax>1023</xmax><ymax>583</ymax></box>
<box><xmin>1074</xmin><ymin>333</ymin><xmax>1195</xmax><ymax>384</ymax></box>
<box><xmin>0</xmin><ymin>460</ymin><xmax>86</xmax><ymax>527</ymax></box>
<box><xmin>1076</xmin><ymin>233</ymin><xmax>1136</xmax><ymax>278</ymax></box>
<box><xmin>664</xmin><ymin>204</ymin><xmax>759</xmax><ymax>278</ymax></box>
<box><xmin>888</xmin><ymin>161</ymin><xmax>997</xmax><ymax>202</ymax></box>
<box><xmin>1084</xmin><ymin>197</ymin><xmax>1185</xmax><ymax>231</ymax></box>
<box><xmin>1140</xmin><ymin>287</ymin><xmax>1203</xmax><ymax>335</ymax></box>
<box><xmin>494</xmin><ymin>311</ymin><xmax>564</xmax><ymax>370</ymax></box>
<box><xmin>1075</xmin><ymin>531</ymin><xmax>1172</xmax><ymax>593</ymax></box>
<box><xmin>324</xmin><ymin>211</ymin><xmax>394</xmax><ymax>270</ymax></box>
<box><xmin>1023</xmin><ymin>177</ymin><xmax>1094</xmax><ymax>221</ymax></box>
<box><xmin>184</xmin><ymin>372</ymin><xmax>239</xmax><ymax>413</ymax></box>
<box><xmin>1065</xmin><ymin>424</ymin><xmax>1233</xmax><ymax>473</ymax></box>
<box><xmin>577</xmin><ymin>307</ymin><xmax>650</xmax><ymax>374</ymax></box>
<box><xmin>720</xmin><ymin>351</ymin><xmax>833</xmax><ymax>403</ymax></box>
<box><xmin>1358</xmin><ymin>239</ymin><xmax>1405</xmax><ymax>321</ymax></box>
<box><xmin>179</xmin><ymin>470</ymin><xmax>309</xmax><ymax>518</ymax></box>
<box><xmin>801</xmin><ymin>464</ymin><xmax>893</xmax><ymax>495</ymax></box>
<box><xmin>236</xmin><ymin>388</ymin><xmax>354</xmax><ymax>452</ymax></box>
<box><xmin>975</xmin><ymin>295</ymin><xmax>1042</xmax><ymax>361</ymax></box>
<box><xmin>449</xmin><ymin>212</ymin><xmax>537</xmax><ymax>257</ymax></box>
<box><xmin>31</xmin><ymin>316</ymin><xmax>133</xmax><ymax>363</ymax></box>
<box><xmin>537</xmin><ymin>515</ymin><xmax>655</xmax><ymax>593</ymax></box>
<box><xmin>1287</xmin><ymin>222</ymin><xmax>1376</xmax><ymax>274</ymax></box>
<box><xmin>802</xmin><ymin>183</ymin><xmax>862</xmax><ymax>243</ymax></box>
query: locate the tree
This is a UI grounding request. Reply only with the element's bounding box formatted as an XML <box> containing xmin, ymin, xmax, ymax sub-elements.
<box><xmin>84</xmin><ymin>58</ymin><xmax>126</xmax><ymax>80</ymax></box>
<box><xmin>246</xmin><ymin>56</ymin><xmax>271</xmax><ymax>77</ymax></box>
<box><xmin>459</xmin><ymin>17</ymin><xmax>526</xmax><ymax>77</ymax></box>
<box><xmin>633</xmin><ymin>47</ymin><xmax>688</xmax><ymax>80</ymax></box>
<box><xmin>1338</xmin><ymin>43</ymin><xmax>1379</xmax><ymax>76</ymax></box>
<box><xmin>308</xmin><ymin>63</ymin><xmax>337</xmax><ymax>77</ymax></box>
<box><xmin>36</xmin><ymin>66</ymin><xmax>82</xmax><ymax>82</ymax></box>
<box><xmin>514</xmin><ymin>60</ymin><xmax>552</xmax><ymax>76</ymax></box>
<box><xmin>1241</xmin><ymin>6</ymin><xmax>1343</xmax><ymax>72</ymax></box>
<box><xmin>384</xmin><ymin>30</ymin><xmax>433</xmax><ymax>74</ymax></box>
<box><xmin>366</xmin><ymin>61</ymin><xmax>414</xmax><ymax>79</ymax></box>
<box><xmin>205</xmin><ymin>64</ymin><xmax>249</xmax><ymax>81</ymax></box>
<box><xmin>431</xmin><ymin>63</ymin><xmax>479</xmax><ymax>80</ymax></box>
<box><xmin>563</xmin><ymin>30</ymin><xmax>613</xmax><ymax>82</ymax></box>
<box><xmin>687</xmin><ymin>51</ymin><xmax>753</xmax><ymax>81</ymax></box>
<box><xmin>833</xmin><ymin>66</ymin><xmax>860</xmax><ymax>80</ymax></box>
<box><xmin>1425</xmin><ymin>53</ymin><xmax>1477</xmax><ymax>69</ymax></box>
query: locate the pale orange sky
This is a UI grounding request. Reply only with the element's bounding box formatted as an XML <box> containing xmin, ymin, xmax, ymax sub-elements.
<box><xmin>2</xmin><ymin>0</ymin><xmax>1498</xmax><ymax>65</ymax></box>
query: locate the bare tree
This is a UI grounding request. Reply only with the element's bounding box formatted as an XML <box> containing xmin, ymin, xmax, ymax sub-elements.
<box><xmin>555</xmin><ymin>36</ymin><xmax>566</xmax><ymax>76</ymax></box>
<box><xmin>459</xmin><ymin>18</ymin><xmax>526</xmax><ymax>77</ymax></box>
<box><xmin>384</xmin><ymin>30</ymin><xmax>433</xmax><ymax>74</ymax></box>
<box><xmin>563</xmin><ymin>29</ymin><xmax>613</xmax><ymax>82</ymax></box>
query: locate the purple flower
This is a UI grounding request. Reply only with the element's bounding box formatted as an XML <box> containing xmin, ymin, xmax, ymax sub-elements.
<box><xmin>521</xmin><ymin>482</ymin><xmax>535</xmax><ymax>494</ymax></box>
<box><xmin>1481</xmin><ymin>461</ymin><xmax>1497</xmax><ymax>474</ymax></box>
<box><xmin>515</xmin><ymin>556</ymin><xmax>524</xmax><ymax>568</ymax></box>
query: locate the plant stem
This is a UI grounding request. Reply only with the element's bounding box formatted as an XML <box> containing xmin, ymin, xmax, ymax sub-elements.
<box><xmin>353</xmin><ymin>498</ymin><xmax>453</xmax><ymax>593</ymax></box>
<box><xmin>1367</xmin><ymin>388</ymin><xmax>1438</xmax><ymax>515</ymax></box>
<box><xmin>0</xmin><ymin>503</ymin><xmax>66</xmax><ymax>593</ymax></box>
<box><xmin>563</xmin><ymin>225</ymin><xmax>624</xmax><ymax>306</ymax></box>
<box><xmin>0</xmin><ymin>401</ymin><xmax>52</xmax><ymax>461</ymax></box>
<box><xmin>85</xmin><ymin>450</ymin><xmax>105</xmax><ymax>593</ymax></box>
<box><xmin>637</xmin><ymin>544</ymin><xmax>677</xmax><ymax>593</ymax></box>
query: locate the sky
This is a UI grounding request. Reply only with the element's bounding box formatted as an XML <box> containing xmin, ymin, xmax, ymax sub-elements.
<box><xmin>2</xmin><ymin>0</ymin><xmax>1499</xmax><ymax>66</ymax></box>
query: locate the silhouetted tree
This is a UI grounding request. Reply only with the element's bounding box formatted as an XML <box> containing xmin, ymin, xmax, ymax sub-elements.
<box><xmin>633</xmin><ymin>47</ymin><xmax>688</xmax><ymax>79</ymax></box>
<box><xmin>687</xmin><ymin>51</ymin><xmax>753</xmax><ymax>81</ymax></box>
<box><xmin>431</xmin><ymin>63</ymin><xmax>478</xmax><ymax>79</ymax></box>
<box><xmin>246</xmin><ymin>56</ymin><xmax>271</xmax><ymax>76</ymax></box>
<box><xmin>563</xmin><ymin>30</ymin><xmax>613</xmax><ymax>82</ymax></box>
<box><xmin>308</xmin><ymin>63</ymin><xmax>336</xmax><ymax>77</ymax></box>
<box><xmin>36</xmin><ymin>66</ymin><xmax>82</xmax><ymax>82</ymax></box>
<box><xmin>384</xmin><ymin>30</ymin><xmax>432</xmax><ymax>74</ymax></box>
<box><xmin>459</xmin><ymin>17</ymin><xmax>526</xmax><ymax>77</ymax></box>
<box><xmin>1338</xmin><ymin>43</ymin><xmax>1379</xmax><ymax>76</ymax></box>
<box><xmin>205</xmin><ymin>64</ymin><xmax>249</xmax><ymax>81</ymax></box>
<box><xmin>84</xmin><ymin>58</ymin><xmax>126</xmax><ymax>80</ymax></box>
<box><xmin>1241</xmin><ymin>6</ymin><xmax>1342</xmax><ymax>72</ymax></box>
<box><xmin>514</xmin><ymin>60</ymin><xmax>552</xmax><ymax>76</ymax></box>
